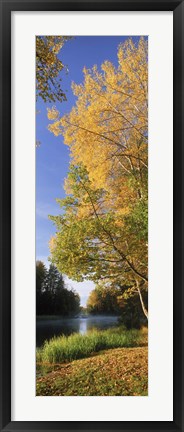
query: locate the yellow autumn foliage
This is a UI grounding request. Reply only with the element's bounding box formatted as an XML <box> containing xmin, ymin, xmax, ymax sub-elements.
<box><xmin>48</xmin><ymin>38</ymin><xmax>148</xmax><ymax>316</ymax></box>
<box><xmin>48</xmin><ymin>37</ymin><xmax>148</xmax><ymax>221</ymax></box>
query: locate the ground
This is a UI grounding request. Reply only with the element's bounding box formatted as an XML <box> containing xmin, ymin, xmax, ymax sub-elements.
<box><xmin>36</xmin><ymin>346</ymin><xmax>148</xmax><ymax>396</ymax></box>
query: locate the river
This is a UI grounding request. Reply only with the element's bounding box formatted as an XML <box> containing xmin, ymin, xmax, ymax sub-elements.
<box><xmin>36</xmin><ymin>315</ymin><xmax>119</xmax><ymax>347</ymax></box>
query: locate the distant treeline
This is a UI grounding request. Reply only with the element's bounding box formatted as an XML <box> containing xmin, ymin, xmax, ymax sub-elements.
<box><xmin>36</xmin><ymin>261</ymin><xmax>80</xmax><ymax>316</ymax></box>
<box><xmin>86</xmin><ymin>284</ymin><xmax>148</xmax><ymax>329</ymax></box>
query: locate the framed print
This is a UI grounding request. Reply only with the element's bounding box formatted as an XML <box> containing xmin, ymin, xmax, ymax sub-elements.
<box><xmin>0</xmin><ymin>0</ymin><xmax>183</xmax><ymax>431</ymax></box>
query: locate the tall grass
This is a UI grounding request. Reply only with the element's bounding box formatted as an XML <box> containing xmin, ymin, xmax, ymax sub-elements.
<box><xmin>37</xmin><ymin>327</ymin><xmax>146</xmax><ymax>364</ymax></box>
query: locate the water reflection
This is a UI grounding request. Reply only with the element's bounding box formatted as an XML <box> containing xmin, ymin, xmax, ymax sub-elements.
<box><xmin>36</xmin><ymin>315</ymin><xmax>119</xmax><ymax>347</ymax></box>
<box><xmin>79</xmin><ymin>318</ymin><xmax>87</xmax><ymax>335</ymax></box>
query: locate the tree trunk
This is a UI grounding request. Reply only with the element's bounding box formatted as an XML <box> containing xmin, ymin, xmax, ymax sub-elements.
<box><xmin>136</xmin><ymin>281</ymin><xmax>148</xmax><ymax>320</ymax></box>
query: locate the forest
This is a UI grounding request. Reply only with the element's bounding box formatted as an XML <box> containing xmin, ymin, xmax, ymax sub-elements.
<box><xmin>36</xmin><ymin>261</ymin><xmax>80</xmax><ymax>316</ymax></box>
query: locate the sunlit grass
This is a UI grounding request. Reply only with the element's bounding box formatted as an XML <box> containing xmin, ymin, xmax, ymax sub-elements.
<box><xmin>37</xmin><ymin>326</ymin><xmax>147</xmax><ymax>364</ymax></box>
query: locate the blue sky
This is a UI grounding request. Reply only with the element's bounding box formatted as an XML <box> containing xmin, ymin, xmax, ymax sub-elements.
<box><xmin>36</xmin><ymin>35</ymin><xmax>141</xmax><ymax>306</ymax></box>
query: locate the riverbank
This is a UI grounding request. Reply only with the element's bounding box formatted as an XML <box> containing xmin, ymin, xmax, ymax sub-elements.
<box><xmin>36</xmin><ymin>327</ymin><xmax>148</xmax><ymax>396</ymax></box>
<box><xmin>36</xmin><ymin>314</ymin><xmax>119</xmax><ymax>347</ymax></box>
<box><xmin>37</xmin><ymin>327</ymin><xmax>147</xmax><ymax>363</ymax></box>
<box><xmin>37</xmin><ymin>346</ymin><xmax>148</xmax><ymax>396</ymax></box>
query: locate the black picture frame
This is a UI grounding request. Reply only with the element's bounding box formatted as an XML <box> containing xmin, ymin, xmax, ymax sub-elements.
<box><xmin>0</xmin><ymin>1</ymin><xmax>183</xmax><ymax>431</ymax></box>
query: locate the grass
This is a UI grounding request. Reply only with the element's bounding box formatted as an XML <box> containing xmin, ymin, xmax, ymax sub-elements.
<box><xmin>36</xmin><ymin>346</ymin><xmax>148</xmax><ymax>396</ymax></box>
<box><xmin>37</xmin><ymin>326</ymin><xmax>147</xmax><ymax>364</ymax></box>
<box><xmin>36</xmin><ymin>327</ymin><xmax>148</xmax><ymax>396</ymax></box>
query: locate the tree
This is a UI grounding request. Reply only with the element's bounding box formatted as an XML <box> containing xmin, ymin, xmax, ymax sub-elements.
<box><xmin>36</xmin><ymin>36</ymin><xmax>72</xmax><ymax>103</ymax></box>
<box><xmin>48</xmin><ymin>38</ymin><xmax>148</xmax><ymax>319</ymax></box>
<box><xmin>36</xmin><ymin>260</ymin><xmax>47</xmax><ymax>314</ymax></box>
<box><xmin>43</xmin><ymin>263</ymin><xmax>64</xmax><ymax>295</ymax></box>
<box><xmin>117</xmin><ymin>290</ymin><xmax>148</xmax><ymax>329</ymax></box>
<box><xmin>87</xmin><ymin>284</ymin><xmax>122</xmax><ymax>314</ymax></box>
<box><xmin>86</xmin><ymin>283</ymin><xmax>148</xmax><ymax>328</ymax></box>
<box><xmin>36</xmin><ymin>262</ymin><xmax>80</xmax><ymax>316</ymax></box>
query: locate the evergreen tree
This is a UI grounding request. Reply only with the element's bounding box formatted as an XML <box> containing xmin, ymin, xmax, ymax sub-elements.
<box><xmin>36</xmin><ymin>261</ymin><xmax>80</xmax><ymax>316</ymax></box>
<box><xmin>36</xmin><ymin>261</ymin><xmax>47</xmax><ymax>315</ymax></box>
